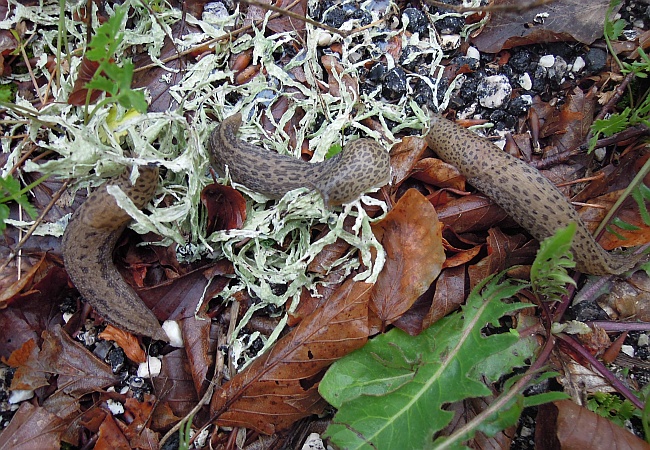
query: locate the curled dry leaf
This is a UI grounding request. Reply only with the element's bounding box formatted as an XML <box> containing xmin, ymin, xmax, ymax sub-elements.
<box><xmin>388</xmin><ymin>136</ymin><xmax>428</xmax><ymax>187</ymax></box>
<box><xmin>210</xmin><ymin>279</ymin><xmax>371</xmax><ymax>434</ymax></box>
<box><xmin>201</xmin><ymin>183</ymin><xmax>247</xmax><ymax>235</ymax></box>
<box><xmin>321</xmin><ymin>54</ymin><xmax>359</xmax><ymax>100</ymax></box>
<box><xmin>536</xmin><ymin>400</ymin><xmax>650</xmax><ymax>450</ymax></box>
<box><xmin>472</xmin><ymin>0</ymin><xmax>618</xmax><ymax>53</ymax></box>
<box><xmin>0</xmin><ymin>402</ymin><xmax>64</xmax><ymax>450</ymax></box>
<box><xmin>99</xmin><ymin>325</ymin><xmax>147</xmax><ymax>364</ymax></box>
<box><xmin>67</xmin><ymin>57</ymin><xmax>102</xmax><ymax>105</ymax></box>
<box><xmin>411</xmin><ymin>157</ymin><xmax>466</xmax><ymax>191</ymax></box>
<box><xmin>370</xmin><ymin>188</ymin><xmax>445</xmax><ymax>326</ymax></box>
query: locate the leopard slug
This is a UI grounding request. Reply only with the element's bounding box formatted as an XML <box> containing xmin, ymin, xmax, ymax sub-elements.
<box><xmin>208</xmin><ymin>113</ymin><xmax>390</xmax><ymax>208</ymax></box>
<box><xmin>425</xmin><ymin>113</ymin><xmax>644</xmax><ymax>275</ymax></box>
<box><xmin>62</xmin><ymin>167</ymin><xmax>168</xmax><ymax>341</ymax></box>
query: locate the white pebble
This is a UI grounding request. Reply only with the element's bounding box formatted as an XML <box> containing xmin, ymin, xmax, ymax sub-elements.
<box><xmin>137</xmin><ymin>356</ymin><xmax>162</xmax><ymax>378</ymax></box>
<box><xmin>572</xmin><ymin>56</ymin><xmax>585</xmax><ymax>72</ymax></box>
<box><xmin>621</xmin><ymin>345</ymin><xmax>635</xmax><ymax>357</ymax></box>
<box><xmin>539</xmin><ymin>55</ymin><xmax>555</xmax><ymax>68</ymax></box>
<box><xmin>466</xmin><ymin>46</ymin><xmax>480</xmax><ymax>60</ymax></box>
<box><xmin>8</xmin><ymin>389</ymin><xmax>33</xmax><ymax>404</ymax></box>
<box><xmin>301</xmin><ymin>433</ymin><xmax>326</xmax><ymax>450</ymax></box>
<box><xmin>518</xmin><ymin>73</ymin><xmax>532</xmax><ymax>90</ymax></box>
<box><xmin>440</xmin><ymin>34</ymin><xmax>461</xmax><ymax>50</ymax></box>
<box><xmin>107</xmin><ymin>399</ymin><xmax>124</xmax><ymax>415</ymax></box>
<box><xmin>638</xmin><ymin>333</ymin><xmax>649</xmax><ymax>346</ymax></box>
<box><xmin>162</xmin><ymin>320</ymin><xmax>183</xmax><ymax>348</ymax></box>
<box><xmin>478</xmin><ymin>75</ymin><xmax>512</xmax><ymax>109</ymax></box>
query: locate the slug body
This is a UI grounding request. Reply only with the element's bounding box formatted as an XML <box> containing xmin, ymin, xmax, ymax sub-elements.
<box><xmin>425</xmin><ymin>114</ymin><xmax>643</xmax><ymax>275</ymax></box>
<box><xmin>62</xmin><ymin>167</ymin><xmax>168</xmax><ymax>341</ymax></box>
<box><xmin>208</xmin><ymin>113</ymin><xmax>390</xmax><ymax>208</ymax></box>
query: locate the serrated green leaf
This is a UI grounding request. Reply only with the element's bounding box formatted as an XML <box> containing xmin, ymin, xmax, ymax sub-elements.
<box><xmin>611</xmin><ymin>216</ymin><xmax>640</xmax><ymax>231</ymax></box>
<box><xmin>530</xmin><ymin>223</ymin><xmax>576</xmax><ymax>301</ymax></box>
<box><xmin>632</xmin><ymin>186</ymin><xmax>650</xmax><ymax>225</ymax></box>
<box><xmin>592</xmin><ymin>109</ymin><xmax>631</xmax><ymax>137</ymax></box>
<box><xmin>320</xmin><ymin>274</ymin><xmax>532</xmax><ymax>450</ymax></box>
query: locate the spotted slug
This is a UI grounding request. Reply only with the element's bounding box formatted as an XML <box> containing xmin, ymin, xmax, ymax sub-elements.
<box><xmin>208</xmin><ymin>113</ymin><xmax>391</xmax><ymax>208</ymax></box>
<box><xmin>425</xmin><ymin>114</ymin><xmax>644</xmax><ymax>275</ymax></box>
<box><xmin>62</xmin><ymin>167</ymin><xmax>168</xmax><ymax>341</ymax></box>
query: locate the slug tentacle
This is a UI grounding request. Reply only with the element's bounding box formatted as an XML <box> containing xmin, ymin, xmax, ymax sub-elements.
<box><xmin>208</xmin><ymin>113</ymin><xmax>390</xmax><ymax>208</ymax></box>
<box><xmin>425</xmin><ymin>113</ymin><xmax>644</xmax><ymax>275</ymax></box>
<box><xmin>62</xmin><ymin>166</ymin><xmax>167</xmax><ymax>341</ymax></box>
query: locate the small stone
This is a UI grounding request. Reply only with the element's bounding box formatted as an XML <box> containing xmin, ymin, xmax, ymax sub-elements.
<box><xmin>382</xmin><ymin>67</ymin><xmax>407</xmax><ymax>99</ymax></box>
<box><xmin>440</xmin><ymin>34</ymin><xmax>461</xmax><ymax>50</ymax></box>
<box><xmin>518</xmin><ymin>72</ymin><xmax>532</xmax><ymax>90</ymax></box>
<box><xmin>477</xmin><ymin>74</ymin><xmax>512</xmax><ymax>109</ymax></box>
<box><xmin>137</xmin><ymin>356</ymin><xmax>162</xmax><ymax>378</ymax></box>
<box><xmin>572</xmin><ymin>56</ymin><xmax>586</xmax><ymax>72</ymax></box>
<box><xmin>538</xmin><ymin>54</ymin><xmax>555</xmax><ymax>68</ymax></box>
<box><xmin>323</xmin><ymin>7</ymin><xmax>346</xmax><ymax>28</ymax></box>
<box><xmin>466</xmin><ymin>46</ymin><xmax>480</xmax><ymax>60</ymax></box>
<box><xmin>584</xmin><ymin>48</ymin><xmax>607</xmax><ymax>74</ymax></box>
<box><xmin>403</xmin><ymin>7</ymin><xmax>428</xmax><ymax>34</ymax></box>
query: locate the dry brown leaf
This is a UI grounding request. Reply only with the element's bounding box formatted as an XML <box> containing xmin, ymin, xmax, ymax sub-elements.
<box><xmin>5</xmin><ymin>338</ymin><xmax>49</xmax><ymax>391</ymax></box>
<box><xmin>0</xmin><ymin>402</ymin><xmax>65</xmax><ymax>449</ymax></box>
<box><xmin>370</xmin><ymin>189</ymin><xmax>445</xmax><ymax>326</ymax></box>
<box><xmin>578</xmin><ymin>190</ymin><xmax>650</xmax><ymax>250</ymax></box>
<box><xmin>99</xmin><ymin>325</ymin><xmax>147</xmax><ymax>364</ymax></box>
<box><xmin>412</xmin><ymin>157</ymin><xmax>466</xmax><ymax>191</ymax></box>
<box><xmin>436</xmin><ymin>193</ymin><xmax>512</xmax><ymax>234</ymax></box>
<box><xmin>95</xmin><ymin>414</ymin><xmax>131</xmax><ymax>450</ymax></box>
<box><xmin>536</xmin><ymin>400</ymin><xmax>650</xmax><ymax>450</ymax></box>
<box><xmin>154</xmin><ymin>348</ymin><xmax>199</xmax><ymax>418</ymax></box>
<box><xmin>210</xmin><ymin>279</ymin><xmax>371</xmax><ymax>434</ymax></box>
<box><xmin>472</xmin><ymin>0</ymin><xmax>617</xmax><ymax>53</ymax></box>
<box><xmin>389</xmin><ymin>136</ymin><xmax>428</xmax><ymax>188</ymax></box>
<box><xmin>201</xmin><ymin>183</ymin><xmax>247</xmax><ymax>235</ymax></box>
<box><xmin>423</xmin><ymin>265</ymin><xmax>467</xmax><ymax>329</ymax></box>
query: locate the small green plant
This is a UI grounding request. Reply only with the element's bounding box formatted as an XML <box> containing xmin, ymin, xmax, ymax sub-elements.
<box><xmin>589</xmin><ymin>0</ymin><xmax>650</xmax><ymax>151</ymax></box>
<box><xmin>530</xmin><ymin>223</ymin><xmax>577</xmax><ymax>302</ymax></box>
<box><xmin>318</xmin><ymin>226</ymin><xmax>582</xmax><ymax>449</ymax></box>
<box><xmin>0</xmin><ymin>174</ymin><xmax>44</xmax><ymax>231</ymax></box>
<box><xmin>587</xmin><ymin>392</ymin><xmax>639</xmax><ymax>428</ymax></box>
<box><xmin>177</xmin><ymin>413</ymin><xmax>195</xmax><ymax>450</ymax></box>
<box><xmin>83</xmin><ymin>5</ymin><xmax>147</xmax><ymax>121</ymax></box>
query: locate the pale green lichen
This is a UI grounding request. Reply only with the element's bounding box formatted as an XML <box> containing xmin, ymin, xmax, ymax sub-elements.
<box><xmin>1</xmin><ymin>0</ymin><xmax>474</xmax><ymax>364</ymax></box>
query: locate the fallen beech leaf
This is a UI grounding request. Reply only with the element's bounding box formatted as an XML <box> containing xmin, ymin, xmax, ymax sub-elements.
<box><xmin>201</xmin><ymin>183</ymin><xmax>247</xmax><ymax>234</ymax></box>
<box><xmin>95</xmin><ymin>414</ymin><xmax>130</xmax><ymax>450</ymax></box>
<box><xmin>412</xmin><ymin>157</ymin><xmax>465</xmax><ymax>191</ymax></box>
<box><xmin>389</xmin><ymin>136</ymin><xmax>428</xmax><ymax>187</ymax></box>
<box><xmin>67</xmin><ymin>57</ymin><xmax>103</xmax><ymax>105</ymax></box>
<box><xmin>542</xmin><ymin>86</ymin><xmax>596</xmax><ymax>155</ymax></box>
<box><xmin>210</xmin><ymin>279</ymin><xmax>371</xmax><ymax>434</ymax></box>
<box><xmin>578</xmin><ymin>190</ymin><xmax>650</xmax><ymax>250</ymax></box>
<box><xmin>5</xmin><ymin>339</ymin><xmax>48</xmax><ymax>391</ymax></box>
<box><xmin>180</xmin><ymin>315</ymin><xmax>213</xmax><ymax>395</ymax></box>
<box><xmin>436</xmin><ymin>193</ymin><xmax>511</xmax><ymax>234</ymax></box>
<box><xmin>37</xmin><ymin>325</ymin><xmax>119</xmax><ymax>420</ymax></box>
<box><xmin>536</xmin><ymin>400</ymin><xmax>650</xmax><ymax>450</ymax></box>
<box><xmin>99</xmin><ymin>325</ymin><xmax>147</xmax><ymax>364</ymax></box>
<box><xmin>154</xmin><ymin>348</ymin><xmax>198</xmax><ymax>417</ymax></box>
<box><xmin>0</xmin><ymin>402</ymin><xmax>64</xmax><ymax>449</ymax></box>
<box><xmin>322</xmin><ymin>54</ymin><xmax>358</xmax><ymax>100</ymax></box>
<box><xmin>370</xmin><ymin>189</ymin><xmax>445</xmax><ymax>326</ymax></box>
<box><xmin>472</xmin><ymin>0</ymin><xmax>617</xmax><ymax>53</ymax></box>
<box><xmin>423</xmin><ymin>265</ymin><xmax>467</xmax><ymax>329</ymax></box>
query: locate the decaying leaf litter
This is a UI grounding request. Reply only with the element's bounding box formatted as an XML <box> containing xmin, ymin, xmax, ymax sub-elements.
<box><xmin>1</xmin><ymin>0</ymin><xmax>650</xmax><ymax>448</ymax></box>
